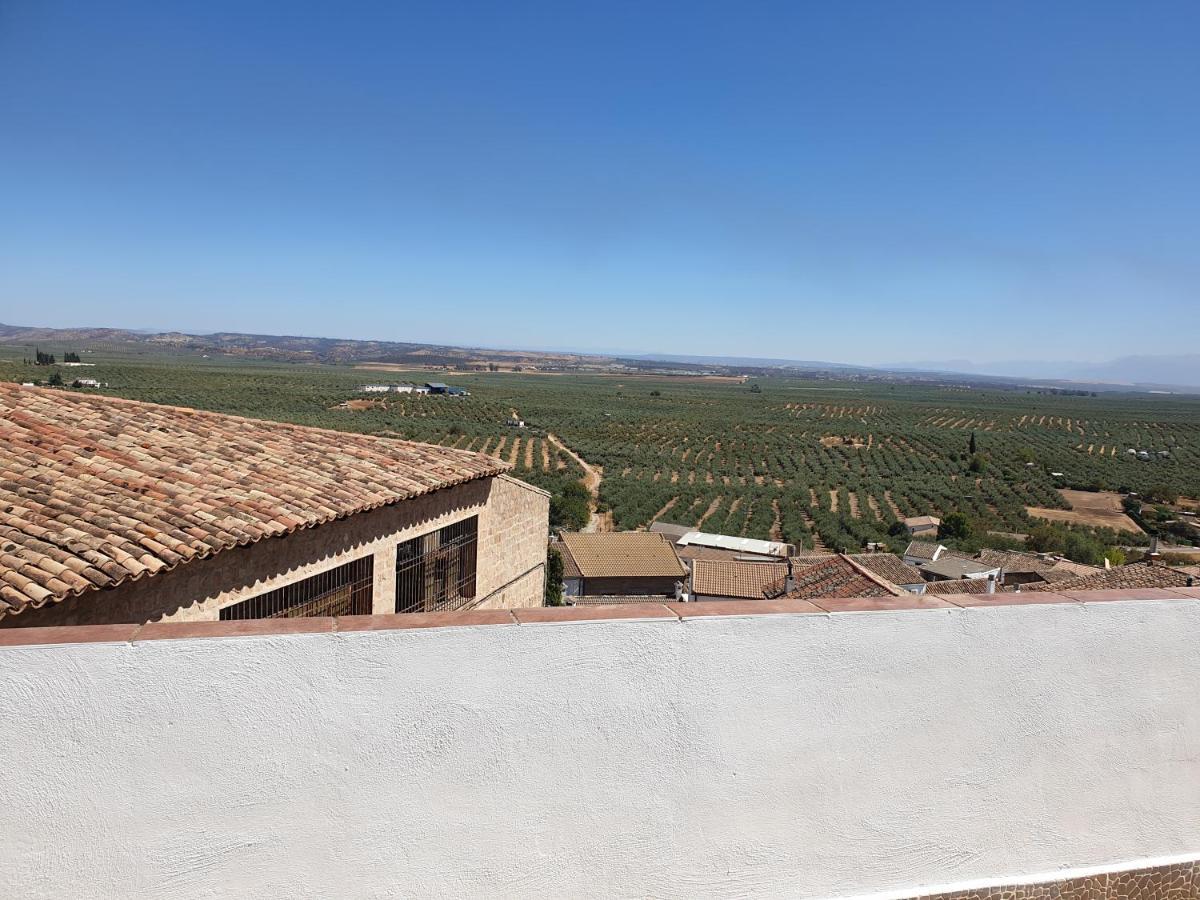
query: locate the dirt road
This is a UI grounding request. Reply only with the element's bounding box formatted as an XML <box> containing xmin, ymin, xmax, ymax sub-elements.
<box><xmin>545</xmin><ymin>432</ymin><xmax>610</xmax><ymax>532</ymax></box>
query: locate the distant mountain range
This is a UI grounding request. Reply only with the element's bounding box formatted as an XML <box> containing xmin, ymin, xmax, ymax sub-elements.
<box><xmin>1</xmin><ymin>322</ymin><xmax>1197</xmax><ymax>392</ymax></box>
<box><xmin>881</xmin><ymin>356</ymin><xmax>1200</xmax><ymax>391</ymax></box>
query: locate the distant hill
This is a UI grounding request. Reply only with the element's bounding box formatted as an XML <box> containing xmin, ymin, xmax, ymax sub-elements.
<box><xmin>884</xmin><ymin>355</ymin><xmax>1200</xmax><ymax>392</ymax></box>
<box><xmin>2</xmin><ymin>322</ymin><xmax>1197</xmax><ymax>392</ymax></box>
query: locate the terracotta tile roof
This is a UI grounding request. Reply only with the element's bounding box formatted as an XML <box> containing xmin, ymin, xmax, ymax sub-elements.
<box><xmin>691</xmin><ymin>559</ymin><xmax>788</xmax><ymax>599</ymax></box>
<box><xmin>1046</xmin><ymin>558</ymin><xmax>1105</xmax><ymax>578</ymax></box>
<box><xmin>845</xmin><ymin>553</ymin><xmax>924</xmax><ymax>585</ymax></box>
<box><xmin>558</xmin><ymin>532</ymin><xmax>687</xmax><ymax>580</ymax></box>
<box><xmin>977</xmin><ymin>549</ymin><xmax>1053</xmax><ymax>573</ymax></box>
<box><xmin>0</xmin><ymin>384</ymin><xmax>508</xmax><ymax>619</ymax></box>
<box><xmin>1023</xmin><ymin>563</ymin><xmax>1192</xmax><ymax>593</ymax></box>
<box><xmin>903</xmin><ymin>540</ymin><xmax>943</xmax><ymax>560</ymax></box>
<box><xmin>569</xmin><ymin>595</ymin><xmax>674</xmax><ymax>606</ymax></box>
<box><xmin>924</xmin><ymin>578</ymin><xmax>1015</xmax><ymax>595</ymax></box>
<box><xmin>1038</xmin><ymin>567</ymin><xmax>1083</xmax><ymax>583</ymax></box>
<box><xmin>764</xmin><ymin>555</ymin><xmax>906</xmax><ymax>600</ymax></box>
<box><xmin>550</xmin><ymin>541</ymin><xmax>582</xmax><ymax>579</ymax></box>
<box><xmin>788</xmin><ymin>552</ymin><xmax>837</xmax><ymax>566</ymax></box>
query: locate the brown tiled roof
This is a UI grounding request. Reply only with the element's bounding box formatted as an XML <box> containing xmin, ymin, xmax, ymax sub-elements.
<box><xmin>845</xmin><ymin>553</ymin><xmax>924</xmax><ymax>585</ymax></box>
<box><xmin>977</xmin><ymin>549</ymin><xmax>1053</xmax><ymax>573</ymax></box>
<box><xmin>691</xmin><ymin>559</ymin><xmax>788</xmax><ymax>599</ymax></box>
<box><xmin>1038</xmin><ymin>567</ymin><xmax>1082</xmax><ymax>584</ymax></box>
<box><xmin>558</xmin><ymin>532</ymin><xmax>687</xmax><ymax>580</ymax></box>
<box><xmin>1024</xmin><ymin>563</ymin><xmax>1192</xmax><ymax>593</ymax></box>
<box><xmin>1046</xmin><ymin>558</ymin><xmax>1105</xmax><ymax>578</ymax></box>
<box><xmin>764</xmin><ymin>555</ymin><xmax>905</xmax><ymax>600</ymax></box>
<box><xmin>0</xmin><ymin>384</ymin><xmax>507</xmax><ymax>619</ymax></box>
<box><xmin>569</xmin><ymin>595</ymin><xmax>675</xmax><ymax>606</ymax></box>
<box><xmin>788</xmin><ymin>552</ymin><xmax>837</xmax><ymax>566</ymax></box>
<box><xmin>924</xmin><ymin>578</ymin><xmax>1014</xmax><ymax>595</ymax></box>
<box><xmin>549</xmin><ymin>541</ymin><xmax>582</xmax><ymax>579</ymax></box>
<box><xmin>903</xmin><ymin>540</ymin><xmax>943</xmax><ymax>560</ymax></box>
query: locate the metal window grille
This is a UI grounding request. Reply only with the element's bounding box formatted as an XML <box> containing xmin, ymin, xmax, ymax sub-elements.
<box><xmin>219</xmin><ymin>556</ymin><xmax>375</xmax><ymax>620</ymax></box>
<box><xmin>395</xmin><ymin>516</ymin><xmax>479</xmax><ymax>614</ymax></box>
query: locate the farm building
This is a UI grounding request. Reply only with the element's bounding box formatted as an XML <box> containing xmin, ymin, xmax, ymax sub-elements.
<box><xmin>555</xmin><ymin>532</ymin><xmax>687</xmax><ymax>598</ymax></box>
<box><xmin>0</xmin><ymin>384</ymin><xmax>549</xmax><ymax>627</ymax></box>
<box><xmin>360</xmin><ymin>383</ymin><xmax>419</xmax><ymax>394</ymax></box>
<box><xmin>902</xmin><ymin>515</ymin><xmax>941</xmax><ymax>538</ymax></box>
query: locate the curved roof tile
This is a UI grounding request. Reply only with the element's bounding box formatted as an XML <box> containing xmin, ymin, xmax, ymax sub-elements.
<box><xmin>0</xmin><ymin>384</ymin><xmax>507</xmax><ymax>618</ymax></box>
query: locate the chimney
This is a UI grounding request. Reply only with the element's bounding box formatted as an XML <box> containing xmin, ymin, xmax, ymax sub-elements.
<box><xmin>1149</xmin><ymin>535</ymin><xmax>1160</xmax><ymax>561</ymax></box>
<box><xmin>674</xmin><ymin>580</ymin><xmax>685</xmax><ymax>601</ymax></box>
<box><xmin>784</xmin><ymin>557</ymin><xmax>797</xmax><ymax>595</ymax></box>
<box><xmin>1187</xmin><ymin>576</ymin><xmax>1194</xmax><ymax>587</ymax></box>
<box><xmin>986</xmin><ymin>573</ymin><xmax>996</xmax><ymax>595</ymax></box>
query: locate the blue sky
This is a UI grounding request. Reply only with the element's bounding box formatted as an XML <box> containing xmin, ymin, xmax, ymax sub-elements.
<box><xmin>1</xmin><ymin>1</ymin><xmax>1197</xmax><ymax>365</ymax></box>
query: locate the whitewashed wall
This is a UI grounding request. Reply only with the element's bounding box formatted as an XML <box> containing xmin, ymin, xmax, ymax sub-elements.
<box><xmin>3</xmin><ymin>599</ymin><xmax>1200</xmax><ymax>899</ymax></box>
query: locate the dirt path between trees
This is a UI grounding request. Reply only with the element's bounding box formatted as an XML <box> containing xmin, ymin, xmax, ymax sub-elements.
<box><xmin>546</xmin><ymin>432</ymin><xmax>610</xmax><ymax>532</ymax></box>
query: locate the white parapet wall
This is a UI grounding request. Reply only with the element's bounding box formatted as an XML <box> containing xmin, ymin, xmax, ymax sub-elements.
<box><xmin>2</xmin><ymin>596</ymin><xmax>1200</xmax><ymax>898</ymax></box>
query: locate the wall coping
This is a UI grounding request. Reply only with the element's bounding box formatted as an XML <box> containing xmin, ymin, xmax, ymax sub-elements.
<box><xmin>1</xmin><ymin>587</ymin><xmax>1197</xmax><ymax>648</ymax></box>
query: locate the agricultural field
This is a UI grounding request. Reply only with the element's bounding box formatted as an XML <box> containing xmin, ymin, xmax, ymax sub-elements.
<box><xmin>4</xmin><ymin>346</ymin><xmax>1199</xmax><ymax>555</ymax></box>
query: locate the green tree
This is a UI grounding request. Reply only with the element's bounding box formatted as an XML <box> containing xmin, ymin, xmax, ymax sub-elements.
<box><xmin>968</xmin><ymin>453</ymin><xmax>986</xmax><ymax>474</ymax></box>
<box><xmin>550</xmin><ymin>480</ymin><xmax>591</xmax><ymax>531</ymax></box>
<box><xmin>969</xmin><ymin>431</ymin><xmax>977</xmax><ymax>455</ymax></box>
<box><xmin>1026</xmin><ymin>524</ymin><xmax>1062</xmax><ymax>554</ymax></box>
<box><xmin>1146</xmin><ymin>484</ymin><xmax>1179</xmax><ymax>505</ymax></box>
<box><xmin>545</xmin><ymin>548</ymin><xmax>565</xmax><ymax>606</ymax></box>
<box><xmin>939</xmin><ymin>511</ymin><xmax>972</xmax><ymax>541</ymax></box>
<box><xmin>47</xmin><ymin>369</ymin><xmax>63</xmax><ymax>386</ymax></box>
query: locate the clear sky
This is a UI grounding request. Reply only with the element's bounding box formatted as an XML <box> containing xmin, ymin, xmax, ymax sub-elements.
<box><xmin>1</xmin><ymin>1</ymin><xmax>1197</xmax><ymax>365</ymax></box>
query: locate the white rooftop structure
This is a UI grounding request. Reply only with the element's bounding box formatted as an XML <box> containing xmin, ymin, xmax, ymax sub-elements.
<box><xmin>675</xmin><ymin>530</ymin><xmax>792</xmax><ymax>558</ymax></box>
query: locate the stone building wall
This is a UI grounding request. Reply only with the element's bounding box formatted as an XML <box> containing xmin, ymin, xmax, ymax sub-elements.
<box><xmin>4</xmin><ymin>474</ymin><xmax>549</xmax><ymax>627</ymax></box>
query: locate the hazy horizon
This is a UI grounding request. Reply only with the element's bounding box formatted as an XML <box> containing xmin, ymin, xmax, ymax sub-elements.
<box><xmin>6</xmin><ymin>316</ymin><xmax>1200</xmax><ymax>390</ymax></box>
<box><xmin>2</xmin><ymin>2</ymin><xmax>1197</xmax><ymax>364</ymax></box>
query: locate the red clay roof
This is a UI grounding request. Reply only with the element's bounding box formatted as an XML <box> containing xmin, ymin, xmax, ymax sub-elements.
<box><xmin>1023</xmin><ymin>563</ymin><xmax>1191</xmax><ymax>593</ymax></box>
<box><xmin>845</xmin><ymin>552</ymin><xmax>924</xmax><ymax>585</ymax></box>
<box><xmin>764</xmin><ymin>555</ymin><xmax>906</xmax><ymax>600</ymax></box>
<box><xmin>923</xmin><ymin>578</ymin><xmax>1014</xmax><ymax>595</ymax></box>
<box><xmin>558</xmin><ymin>532</ymin><xmax>687</xmax><ymax>580</ymax></box>
<box><xmin>0</xmin><ymin>384</ymin><xmax>508</xmax><ymax>618</ymax></box>
<box><xmin>691</xmin><ymin>559</ymin><xmax>789</xmax><ymax>599</ymax></box>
